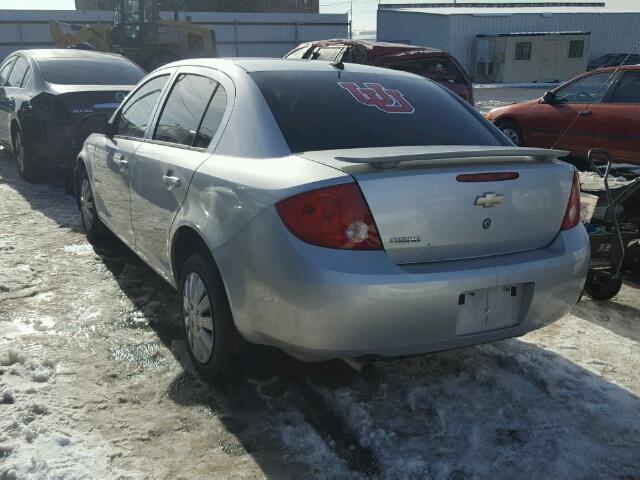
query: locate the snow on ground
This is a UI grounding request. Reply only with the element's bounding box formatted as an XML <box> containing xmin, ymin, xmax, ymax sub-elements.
<box><xmin>474</xmin><ymin>86</ymin><xmax>546</xmax><ymax>114</ymax></box>
<box><xmin>1</xmin><ymin>90</ymin><xmax>640</xmax><ymax>479</ymax></box>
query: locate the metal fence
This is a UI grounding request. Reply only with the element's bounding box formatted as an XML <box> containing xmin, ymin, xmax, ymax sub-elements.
<box><xmin>0</xmin><ymin>9</ymin><xmax>349</xmax><ymax>60</ymax></box>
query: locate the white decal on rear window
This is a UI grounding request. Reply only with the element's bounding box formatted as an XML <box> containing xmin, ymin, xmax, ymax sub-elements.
<box><xmin>338</xmin><ymin>82</ymin><xmax>415</xmax><ymax>114</ymax></box>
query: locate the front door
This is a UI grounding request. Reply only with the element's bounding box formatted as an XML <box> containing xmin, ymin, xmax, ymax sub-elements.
<box><xmin>540</xmin><ymin>40</ymin><xmax>558</xmax><ymax>82</ymax></box>
<box><xmin>527</xmin><ymin>71</ymin><xmax>615</xmax><ymax>156</ymax></box>
<box><xmin>593</xmin><ymin>70</ymin><xmax>640</xmax><ymax>164</ymax></box>
<box><xmin>93</xmin><ymin>73</ymin><xmax>171</xmax><ymax>244</ymax></box>
<box><xmin>130</xmin><ymin>70</ymin><xmax>228</xmax><ymax>276</ymax></box>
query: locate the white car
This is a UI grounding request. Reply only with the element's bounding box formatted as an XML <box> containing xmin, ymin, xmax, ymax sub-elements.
<box><xmin>76</xmin><ymin>58</ymin><xmax>590</xmax><ymax>381</ymax></box>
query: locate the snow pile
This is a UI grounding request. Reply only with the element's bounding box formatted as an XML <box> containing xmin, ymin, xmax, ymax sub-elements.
<box><xmin>0</xmin><ymin>350</ymin><xmax>133</xmax><ymax>479</ymax></box>
<box><xmin>474</xmin><ymin>83</ymin><xmax>559</xmax><ymax>89</ymax></box>
<box><xmin>579</xmin><ymin>171</ymin><xmax>636</xmax><ymax>191</ymax></box>
<box><xmin>312</xmin><ymin>330</ymin><xmax>640</xmax><ymax>479</ymax></box>
<box><xmin>63</xmin><ymin>243</ymin><xmax>95</xmax><ymax>256</ymax></box>
<box><xmin>277</xmin><ymin>408</ymin><xmax>357</xmax><ymax>480</ymax></box>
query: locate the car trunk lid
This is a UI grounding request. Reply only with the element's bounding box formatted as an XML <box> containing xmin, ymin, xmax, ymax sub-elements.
<box><xmin>46</xmin><ymin>84</ymin><xmax>132</xmax><ymax>121</ymax></box>
<box><xmin>300</xmin><ymin>146</ymin><xmax>573</xmax><ymax>264</ymax></box>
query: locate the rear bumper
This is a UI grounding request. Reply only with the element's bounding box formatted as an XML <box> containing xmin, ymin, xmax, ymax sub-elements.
<box><xmin>214</xmin><ymin>208</ymin><xmax>590</xmax><ymax>361</ymax></box>
<box><xmin>26</xmin><ymin>124</ymin><xmax>77</xmax><ymax>171</ymax></box>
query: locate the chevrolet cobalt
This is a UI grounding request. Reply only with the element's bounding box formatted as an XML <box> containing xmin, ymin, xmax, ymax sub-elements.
<box><xmin>76</xmin><ymin>59</ymin><xmax>590</xmax><ymax>380</ymax></box>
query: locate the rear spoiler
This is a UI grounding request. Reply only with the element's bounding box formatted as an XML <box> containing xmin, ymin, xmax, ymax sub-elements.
<box><xmin>334</xmin><ymin>147</ymin><xmax>569</xmax><ymax>169</ymax></box>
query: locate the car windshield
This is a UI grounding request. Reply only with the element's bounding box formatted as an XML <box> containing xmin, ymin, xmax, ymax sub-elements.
<box><xmin>250</xmin><ymin>70</ymin><xmax>503</xmax><ymax>153</ymax></box>
<box><xmin>38</xmin><ymin>57</ymin><xmax>145</xmax><ymax>85</ymax></box>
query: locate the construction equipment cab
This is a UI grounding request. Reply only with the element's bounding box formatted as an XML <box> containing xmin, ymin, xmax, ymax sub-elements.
<box><xmin>50</xmin><ymin>0</ymin><xmax>217</xmax><ymax>71</ymax></box>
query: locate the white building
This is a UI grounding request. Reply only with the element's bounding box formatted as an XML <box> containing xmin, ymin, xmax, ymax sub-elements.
<box><xmin>377</xmin><ymin>5</ymin><xmax>640</xmax><ymax>82</ymax></box>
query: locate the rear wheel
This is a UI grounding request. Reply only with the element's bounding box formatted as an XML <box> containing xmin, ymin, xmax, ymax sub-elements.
<box><xmin>180</xmin><ymin>252</ymin><xmax>245</xmax><ymax>382</ymax></box>
<box><xmin>584</xmin><ymin>272</ymin><xmax>623</xmax><ymax>300</ymax></box>
<box><xmin>496</xmin><ymin>120</ymin><xmax>523</xmax><ymax>146</ymax></box>
<box><xmin>13</xmin><ymin>129</ymin><xmax>36</xmax><ymax>182</ymax></box>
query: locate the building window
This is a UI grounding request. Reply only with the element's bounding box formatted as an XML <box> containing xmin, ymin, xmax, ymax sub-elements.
<box><xmin>569</xmin><ymin>40</ymin><xmax>585</xmax><ymax>59</ymax></box>
<box><xmin>515</xmin><ymin>42</ymin><xmax>532</xmax><ymax>61</ymax></box>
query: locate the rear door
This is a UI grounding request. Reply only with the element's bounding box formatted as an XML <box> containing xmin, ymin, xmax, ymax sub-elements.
<box><xmin>592</xmin><ymin>70</ymin><xmax>640</xmax><ymax>164</ymax></box>
<box><xmin>130</xmin><ymin>68</ymin><xmax>231</xmax><ymax>275</ymax></box>
<box><xmin>93</xmin><ymin>72</ymin><xmax>171</xmax><ymax>244</ymax></box>
<box><xmin>527</xmin><ymin>71</ymin><xmax>614</xmax><ymax>155</ymax></box>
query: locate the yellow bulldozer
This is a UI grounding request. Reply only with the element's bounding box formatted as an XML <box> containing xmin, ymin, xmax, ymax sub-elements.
<box><xmin>50</xmin><ymin>0</ymin><xmax>217</xmax><ymax>71</ymax></box>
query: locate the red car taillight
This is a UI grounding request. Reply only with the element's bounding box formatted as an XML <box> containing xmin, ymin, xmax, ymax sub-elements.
<box><xmin>276</xmin><ymin>183</ymin><xmax>382</xmax><ymax>250</ymax></box>
<box><xmin>561</xmin><ymin>171</ymin><xmax>581</xmax><ymax>230</ymax></box>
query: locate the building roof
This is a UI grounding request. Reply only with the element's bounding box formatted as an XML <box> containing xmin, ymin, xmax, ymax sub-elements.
<box><xmin>382</xmin><ymin>7</ymin><xmax>640</xmax><ymax>15</ymax></box>
<box><xmin>477</xmin><ymin>31</ymin><xmax>590</xmax><ymax>37</ymax></box>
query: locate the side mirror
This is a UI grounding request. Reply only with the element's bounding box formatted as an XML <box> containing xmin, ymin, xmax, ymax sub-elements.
<box><xmin>541</xmin><ymin>91</ymin><xmax>556</xmax><ymax>104</ymax></box>
<box><xmin>79</xmin><ymin>113</ymin><xmax>109</xmax><ymax>136</ymax></box>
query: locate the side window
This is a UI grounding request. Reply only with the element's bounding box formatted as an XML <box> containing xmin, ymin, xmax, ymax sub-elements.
<box><xmin>117</xmin><ymin>74</ymin><xmax>169</xmax><ymax>138</ymax></box>
<box><xmin>0</xmin><ymin>57</ymin><xmax>16</xmax><ymax>86</ymax></box>
<box><xmin>153</xmin><ymin>73</ymin><xmax>217</xmax><ymax>146</ymax></box>
<box><xmin>285</xmin><ymin>47</ymin><xmax>309</xmax><ymax>60</ymax></box>
<box><xmin>21</xmin><ymin>67</ymin><xmax>32</xmax><ymax>88</ymax></box>
<box><xmin>609</xmin><ymin>71</ymin><xmax>640</xmax><ymax>104</ymax></box>
<box><xmin>313</xmin><ymin>47</ymin><xmax>342</xmax><ymax>61</ymax></box>
<box><xmin>194</xmin><ymin>85</ymin><xmax>227</xmax><ymax>149</ymax></box>
<box><xmin>7</xmin><ymin>57</ymin><xmax>28</xmax><ymax>87</ymax></box>
<box><xmin>553</xmin><ymin>72</ymin><xmax>612</xmax><ymax>104</ymax></box>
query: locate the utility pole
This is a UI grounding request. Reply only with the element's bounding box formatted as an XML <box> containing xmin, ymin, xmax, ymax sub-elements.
<box><xmin>349</xmin><ymin>0</ymin><xmax>353</xmax><ymax>39</ymax></box>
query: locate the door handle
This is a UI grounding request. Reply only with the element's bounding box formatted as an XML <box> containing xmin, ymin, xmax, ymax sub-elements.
<box><xmin>162</xmin><ymin>171</ymin><xmax>181</xmax><ymax>190</ymax></box>
<box><xmin>114</xmin><ymin>154</ymin><xmax>128</xmax><ymax>169</ymax></box>
<box><xmin>579</xmin><ymin>110</ymin><xmax>593</xmax><ymax>117</ymax></box>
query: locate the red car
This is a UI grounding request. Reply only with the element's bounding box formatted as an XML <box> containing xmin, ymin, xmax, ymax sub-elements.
<box><xmin>284</xmin><ymin>39</ymin><xmax>474</xmax><ymax>105</ymax></box>
<box><xmin>486</xmin><ymin>66</ymin><xmax>640</xmax><ymax>165</ymax></box>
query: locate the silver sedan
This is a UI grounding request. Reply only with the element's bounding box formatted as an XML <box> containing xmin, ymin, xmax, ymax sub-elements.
<box><xmin>75</xmin><ymin>58</ymin><xmax>590</xmax><ymax>381</ymax></box>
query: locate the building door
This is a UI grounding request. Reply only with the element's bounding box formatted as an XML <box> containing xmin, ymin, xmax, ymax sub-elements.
<box><xmin>540</xmin><ymin>40</ymin><xmax>558</xmax><ymax>82</ymax></box>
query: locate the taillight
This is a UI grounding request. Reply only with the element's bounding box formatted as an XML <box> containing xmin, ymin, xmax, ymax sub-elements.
<box><xmin>561</xmin><ymin>171</ymin><xmax>581</xmax><ymax>230</ymax></box>
<box><xmin>276</xmin><ymin>183</ymin><xmax>382</xmax><ymax>250</ymax></box>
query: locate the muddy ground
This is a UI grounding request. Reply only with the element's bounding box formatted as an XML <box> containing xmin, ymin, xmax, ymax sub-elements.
<box><xmin>1</xmin><ymin>87</ymin><xmax>640</xmax><ymax>480</ymax></box>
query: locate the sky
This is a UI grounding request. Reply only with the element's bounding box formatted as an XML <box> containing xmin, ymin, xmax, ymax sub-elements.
<box><xmin>7</xmin><ymin>0</ymin><xmax>640</xmax><ymax>32</ymax></box>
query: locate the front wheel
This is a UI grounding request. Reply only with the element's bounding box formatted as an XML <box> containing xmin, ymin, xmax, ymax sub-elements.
<box><xmin>180</xmin><ymin>252</ymin><xmax>246</xmax><ymax>382</ymax></box>
<box><xmin>78</xmin><ymin>168</ymin><xmax>108</xmax><ymax>243</ymax></box>
<box><xmin>496</xmin><ymin>120</ymin><xmax>523</xmax><ymax>146</ymax></box>
<box><xmin>584</xmin><ymin>272</ymin><xmax>623</xmax><ymax>300</ymax></box>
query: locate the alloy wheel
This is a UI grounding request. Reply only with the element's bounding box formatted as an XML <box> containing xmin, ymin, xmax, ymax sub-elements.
<box><xmin>183</xmin><ymin>272</ymin><xmax>214</xmax><ymax>363</ymax></box>
<box><xmin>80</xmin><ymin>176</ymin><xmax>95</xmax><ymax>231</ymax></box>
<box><xmin>14</xmin><ymin>132</ymin><xmax>25</xmax><ymax>173</ymax></box>
<box><xmin>501</xmin><ymin>127</ymin><xmax>521</xmax><ymax>146</ymax></box>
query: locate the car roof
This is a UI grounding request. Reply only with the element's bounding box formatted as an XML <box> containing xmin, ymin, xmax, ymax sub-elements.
<box><xmin>19</xmin><ymin>49</ymin><xmax>131</xmax><ymax>62</ymax></box>
<box><xmin>301</xmin><ymin>38</ymin><xmax>443</xmax><ymax>54</ymax></box>
<box><xmin>163</xmin><ymin>57</ymin><xmax>417</xmax><ymax>76</ymax></box>
<box><xmin>594</xmin><ymin>64</ymin><xmax>640</xmax><ymax>72</ymax></box>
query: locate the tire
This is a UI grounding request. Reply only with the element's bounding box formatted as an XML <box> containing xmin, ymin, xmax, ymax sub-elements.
<box><xmin>13</xmin><ymin>129</ymin><xmax>36</xmax><ymax>182</ymax></box>
<box><xmin>180</xmin><ymin>252</ymin><xmax>245</xmax><ymax>382</ymax></box>
<box><xmin>584</xmin><ymin>272</ymin><xmax>623</xmax><ymax>300</ymax></box>
<box><xmin>496</xmin><ymin>120</ymin><xmax>523</xmax><ymax>146</ymax></box>
<box><xmin>77</xmin><ymin>166</ymin><xmax>108</xmax><ymax>243</ymax></box>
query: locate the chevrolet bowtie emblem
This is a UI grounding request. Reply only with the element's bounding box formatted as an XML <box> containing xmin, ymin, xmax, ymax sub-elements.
<box><xmin>475</xmin><ymin>192</ymin><xmax>504</xmax><ymax>208</ymax></box>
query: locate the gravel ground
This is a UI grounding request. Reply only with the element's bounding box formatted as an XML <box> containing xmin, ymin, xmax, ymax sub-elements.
<box><xmin>1</xmin><ymin>89</ymin><xmax>640</xmax><ymax>479</ymax></box>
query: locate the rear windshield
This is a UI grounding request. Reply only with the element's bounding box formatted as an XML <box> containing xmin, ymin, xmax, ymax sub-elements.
<box><xmin>251</xmin><ymin>70</ymin><xmax>502</xmax><ymax>153</ymax></box>
<box><xmin>387</xmin><ymin>57</ymin><xmax>464</xmax><ymax>83</ymax></box>
<box><xmin>38</xmin><ymin>58</ymin><xmax>145</xmax><ymax>85</ymax></box>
